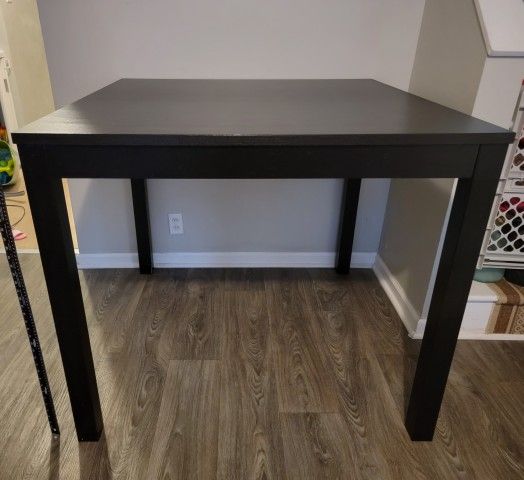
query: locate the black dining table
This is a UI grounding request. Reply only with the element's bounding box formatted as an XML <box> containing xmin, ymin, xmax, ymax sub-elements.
<box><xmin>12</xmin><ymin>79</ymin><xmax>514</xmax><ymax>442</ymax></box>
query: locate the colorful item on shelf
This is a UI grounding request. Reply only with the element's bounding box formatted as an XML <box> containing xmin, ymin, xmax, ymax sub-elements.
<box><xmin>487</xmin><ymin>194</ymin><xmax>524</xmax><ymax>254</ymax></box>
<box><xmin>0</xmin><ymin>139</ymin><xmax>18</xmax><ymax>186</ymax></box>
<box><xmin>0</xmin><ymin>123</ymin><xmax>7</xmax><ymax>142</ymax></box>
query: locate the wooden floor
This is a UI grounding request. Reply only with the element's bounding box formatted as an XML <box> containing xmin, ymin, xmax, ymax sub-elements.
<box><xmin>0</xmin><ymin>254</ymin><xmax>523</xmax><ymax>479</ymax></box>
<box><xmin>5</xmin><ymin>174</ymin><xmax>77</xmax><ymax>250</ymax></box>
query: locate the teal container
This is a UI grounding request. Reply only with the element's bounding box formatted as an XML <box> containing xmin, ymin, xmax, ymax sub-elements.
<box><xmin>474</xmin><ymin>268</ymin><xmax>505</xmax><ymax>283</ymax></box>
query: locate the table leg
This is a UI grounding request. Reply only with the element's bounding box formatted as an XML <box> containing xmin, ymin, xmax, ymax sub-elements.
<box><xmin>23</xmin><ymin>157</ymin><xmax>103</xmax><ymax>441</ymax></box>
<box><xmin>336</xmin><ymin>178</ymin><xmax>361</xmax><ymax>274</ymax></box>
<box><xmin>405</xmin><ymin>145</ymin><xmax>507</xmax><ymax>441</ymax></box>
<box><xmin>130</xmin><ymin>179</ymin><xmax>153</xmax><ymax>274</ymax></box>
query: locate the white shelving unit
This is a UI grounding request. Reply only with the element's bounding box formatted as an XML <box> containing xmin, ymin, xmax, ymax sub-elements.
<box><xmin>479</xmin><ymin>85</ymin><xmax>524</xmax><ymax>268</ymax></box>
<box><xmin>0</xmin><ymin>52</ymin><xmax>18</xmax><ymax>141</ymax></box>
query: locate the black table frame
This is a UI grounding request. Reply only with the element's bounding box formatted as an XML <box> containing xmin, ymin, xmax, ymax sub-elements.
<box><xmin>19</xmin><ymin>141</ymin><xmax>507</xmax><ymax>442</ymax></box>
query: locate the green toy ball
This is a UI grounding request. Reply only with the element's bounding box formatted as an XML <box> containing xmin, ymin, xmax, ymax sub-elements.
<box><xmin>0</xmin><ymin>140</ymin><xmax>19</xmax><ymax>186</ymax></box>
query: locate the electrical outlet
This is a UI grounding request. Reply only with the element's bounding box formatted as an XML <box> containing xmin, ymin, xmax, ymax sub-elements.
<box><xmin>168</xmin><ymin>213</ymin><xmax>184</xmax><ymax>235</ymax></box>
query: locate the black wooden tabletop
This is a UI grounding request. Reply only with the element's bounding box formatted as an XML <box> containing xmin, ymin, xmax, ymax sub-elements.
<box><xmin>13</xmin><ymin>79</ymin><xmax>513</xmax><ymax>146</ymax></box>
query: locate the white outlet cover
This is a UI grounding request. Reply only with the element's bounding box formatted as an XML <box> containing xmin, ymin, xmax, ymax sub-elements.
<box><xmin>168</xmin><ymin>213</ymin><xmax>184</xmax><ymax>235</ymax></box>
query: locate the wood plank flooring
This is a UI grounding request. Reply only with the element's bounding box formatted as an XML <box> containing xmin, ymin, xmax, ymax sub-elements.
<box><xmin>0</xmin><ymin>254</ymin><xmax>523</xmax><ymax>479</ymax></box>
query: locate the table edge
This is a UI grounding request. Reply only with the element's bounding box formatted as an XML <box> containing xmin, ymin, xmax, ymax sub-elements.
<box><xmin>11</xmin><ymin>131</ymin><xmax>515</xmax><ymax>147</ymax></box>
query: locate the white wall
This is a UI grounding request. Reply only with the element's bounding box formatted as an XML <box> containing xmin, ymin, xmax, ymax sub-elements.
<box><xmin>0</xmin><ymin>0</ymin><xmax>54</xmax><ymax>127</ymax></box>
<box><xmin>378</xmin><ymin>0</ymin><xmax>487</xmax><ymax>327</ymax></box>
<box><xmin>472</xmin><ymin>57</ymin><xmax>524</xmax><ymax>127</ymax></box>
<box><xmin>0</xmin><ymin>12</ymin><xmax>8</xmax><ymax>53</ymax></box>
<box><xmin>37</xmin><ymin>0</ymin><xmax>425</xmax><ymax>259</ymax></box>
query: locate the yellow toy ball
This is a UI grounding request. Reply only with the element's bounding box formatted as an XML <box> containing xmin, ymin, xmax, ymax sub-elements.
<box><xmin>0</xmin><ymin>140</ymin><xmax>19</xmax><ymax>186</ymax></box>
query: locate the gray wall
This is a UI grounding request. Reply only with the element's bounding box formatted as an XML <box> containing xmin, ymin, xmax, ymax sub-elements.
<box><xmin>37</xmin><ymin>0</ymin><xmax>425</xmax><ymax>256</ymax></box>
<box><xmin>378</xmin><ymin>0</ymin><xmax>487</xmax><ymax>320</ymax></box>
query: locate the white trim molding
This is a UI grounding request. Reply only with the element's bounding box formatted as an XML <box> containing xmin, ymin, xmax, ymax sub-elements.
<box><xmin>76</xmin><ymin>251</ymin><xmax>377</xmax><ymax>270</ymax></box>
<box><xmin>372</xmin><ymin>255</ymin><xmax>421</xmax><ymax>336</ymax></box>
<box><xmin>0</xmin><ymin>248</ymin><xmax>41</xmax><ymax>254</ymax></box>
<box><xmin>411</xmin><ymin>318</ymin><xmax>524</xmax><ymax>341</ymax></box>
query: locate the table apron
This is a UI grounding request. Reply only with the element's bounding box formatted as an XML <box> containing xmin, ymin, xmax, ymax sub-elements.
<box><xmin>18</xmin><ymin>144</ymin><xmax>479</xmax><ymax>179</ymax></box>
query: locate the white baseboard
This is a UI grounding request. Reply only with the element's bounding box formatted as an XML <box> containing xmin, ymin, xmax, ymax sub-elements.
<box><xmin>411</xmin><ymin>319</ymin><xmax>524</xmax><ymax>341</ymax></box>
<box><xmin>76</xmin><ymin>251</ymin><xmax>377</xmax><ymax>270</ymax></box>
<box><xmin>372</xmin><ymin>255</ymin><xmax>421</xmax><ymax>335</ymax></box>
<box><xmin>0</xmin><ymin>248</ymin><xmax>40</xmax><ymax>254</ymax></box>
